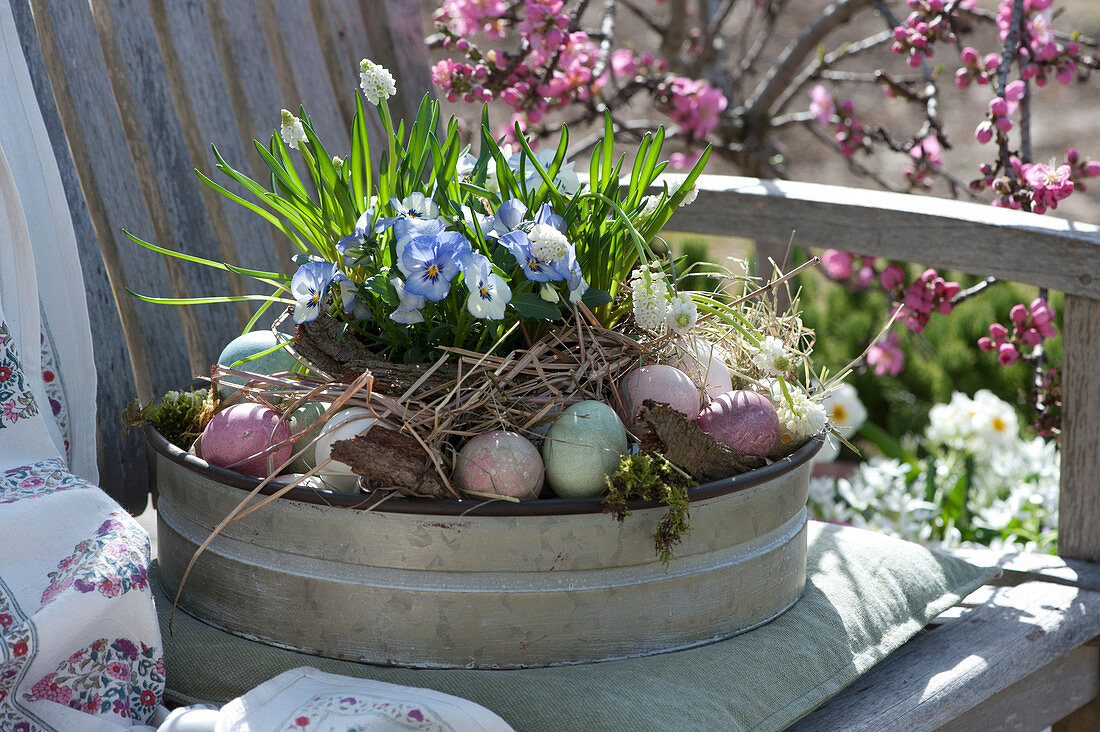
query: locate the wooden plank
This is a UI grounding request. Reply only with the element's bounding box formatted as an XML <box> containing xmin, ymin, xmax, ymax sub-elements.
<box><xmin>25</xmin><ymin>0</ymin><xmax>204</xmax><ymax>509</ymax></box>
<box><xmin>268</xmin><ymin>0</ymin><xmax>349</xmax><ymax>154</ymax></box>
<box><xmin>315</xmin><ymin>0</ymin><xmax>388</xmax><ymax>145</ymax></box>
<box><xmin>205</xmin><ymin>0</ymin><xmax>296</xmax><ymax>270</ymax></box>
<box><xmin>149</xmin><ymin>0</ymin><xmax>281</xmax><ymax>313</ymax></box>
<box><xmin>947</xmin><ymin>547</ymin><xmax>1100</xmax><ymax>592</ymax></box>
<box><xmin>7</xmin><ymin>0</ymin><xmax>145</xmax><ymax>512</ymax></box>
<box><xmin>662</xmin><ymin>175</ymin><xmax>1100</xmax><ymax>298</ymax></box>
<box><xmin>95</xmin><ymin>0</ymin><xmax>239</xmax><ymax>376</ymax></box>
<box><xmin>938</xmin><ymin>645</ymin><xmax>1099</xmax><ymax>731</ymax></box>
<box><xmin>791</xmin><ymin>582</ymin><xmax>1100</xmax><ymax>730</ymax></box>
<box><xmin>361</xmin><ymin>0</ymin><xmax>434</xmax><ymax>123</ymax></box>
<box><xmin>1059</xmin><ymin>295</ymin><xmax>1100</xmax><ymax>562</ymax></box>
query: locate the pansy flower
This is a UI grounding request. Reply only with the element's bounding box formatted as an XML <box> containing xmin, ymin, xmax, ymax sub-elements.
<box><xmin>399</xmin><ymin>231</ymin><xmax>470</xmax><ymax>301</ymax></box>
<box><xmin>389</xmin><ymin>277</ymin><xmax>426</xmax><ymax>324</ymax></box>
<box><xmin>461</xmin><ymin>253</ymin><xmax>512</xmax><ymax>320</ymax></box>
<box><xmin>290</xmin><ymin>261</ymin><xmax>338</xmax><ymax>324</ymax></box>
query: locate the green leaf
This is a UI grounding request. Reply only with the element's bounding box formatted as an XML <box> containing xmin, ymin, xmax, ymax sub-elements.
<box><xmin>580</xmin><ymin>287</ymin><xmax>613</xmax><ymax>308</ymax></box>
<box><xmin>510</xmin><ymin>291</ymin><xmax>562</xmax><ymax>321</ymax></box>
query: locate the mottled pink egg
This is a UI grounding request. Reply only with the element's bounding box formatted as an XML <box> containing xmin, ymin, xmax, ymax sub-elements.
<box><xmin>621</xmin><ymin>364</ymin><xmax>700</xmax><ymax>423</ymax></box>
<box><xmin>696</xmin><ymin>390</ymin><xmax>780</xmax><ymax>458</ymax></box>
<box><xmin>200</xmin><ymin>403</ymin><xmax>292</xmax><ymax>478</ymax></box>
<box><xmin>454</xmin><ymin>431</ymin><xmax>544</xmax><ymax>499</ymax></box>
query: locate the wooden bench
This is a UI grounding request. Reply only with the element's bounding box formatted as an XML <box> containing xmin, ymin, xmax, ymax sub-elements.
<box><xmin>664</xmin><ymin>176</ymin><xmax>1100</xmax><ymax>729</ymax></box>
<box><xmin>7</xmin><ymin>0</ymin><xmax>432</xmax><ymax>513</ymax></box>
<box><xmin>9</xmin><ymin>1</ymin><xmax>1100</xmax><ymax>726</ymax></box>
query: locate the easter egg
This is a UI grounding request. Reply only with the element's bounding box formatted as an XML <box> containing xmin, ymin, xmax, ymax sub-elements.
<box><xmin>454</xmin><ymin>431</ymin><xmax>544</xmax><ymax>499</ymax></box>
<box><xmin>696</xmin><ymin>390</ymin><xmax>780</xmax><ymax>458</ymax></box>
<box><xmin>542</xmin><ymin>400</ymin><xmax>627</xmax><ymax>499</ymax></box>
<box><xmin>286</xmin><ymin>401</ymin><xmax>326</xmax><ymax>472</ymax></box>
<box><xmin>200</xmin><ymin>402</ymin><xmax>293</xmax><ymax>478</ymax></box>
<box><xmin>313</xmin><ymin>407</ymin><xmax>379</xmax><ymax>479</ymax></box>
<box><xmin>621</xmin><ymin>364</ymin><xmax>700</xmax><ymax>424</ymax></box>
<box><xmin>216</xmin><ymin>331</ymin><xmax>297</xmax><ymax>397</ymax></box>
<box><xmin>673</xmin><ymin>336</ymin><xmax>734</xmax><ymax>401</ymax></box>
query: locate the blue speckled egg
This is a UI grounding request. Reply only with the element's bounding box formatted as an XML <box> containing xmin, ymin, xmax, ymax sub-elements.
<box><xmin>541</xmin><ymin>400</ymin><xmax>627</xmax><ymax>498</ymax></box>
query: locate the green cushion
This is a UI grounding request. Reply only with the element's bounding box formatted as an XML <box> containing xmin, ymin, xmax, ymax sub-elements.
<box><xmin>153</xmin><ymin>521</ymin><xmax>996</xmax><ymax>731</ymax></box>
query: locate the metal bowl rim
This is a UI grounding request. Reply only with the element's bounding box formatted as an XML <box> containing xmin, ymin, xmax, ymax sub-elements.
<box><xmin>145</xmin><ymin>424</ymin><xmax>821</xmax><ymax>516</ymax></box>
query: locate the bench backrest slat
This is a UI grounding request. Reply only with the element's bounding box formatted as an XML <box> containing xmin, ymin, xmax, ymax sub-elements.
<box><xmin>11</xmin><ymin>0</ymin><xmax>432</xmax><ymax>511</ymax></box>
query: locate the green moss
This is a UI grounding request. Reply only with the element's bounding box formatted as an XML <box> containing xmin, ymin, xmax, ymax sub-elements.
<box><xmin>130</xmin><ymin>388</ymin><xmax>212</xmax><ymax>450</ymax></box>
<box><xmin>605</xmin><ymin>452</ymin><xmax>694</xmax><ymax>569</ymax></box>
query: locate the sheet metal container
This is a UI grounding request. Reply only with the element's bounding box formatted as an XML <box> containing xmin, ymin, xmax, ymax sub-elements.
<box><xmin>149</xmin><ymin>426</ymin><xmax>820</xmax><ymax>668</ymax></box>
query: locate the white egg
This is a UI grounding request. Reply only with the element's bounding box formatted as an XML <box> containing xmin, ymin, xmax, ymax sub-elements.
<box><xmin>313</xmin><ymin>407</ymin><xmax>379</xmax><ymax>477</ymax></box>
<box><xmin>673</xmin><ymin>336</ymin><xmax>734</xmax><ymax>401</ymax></box>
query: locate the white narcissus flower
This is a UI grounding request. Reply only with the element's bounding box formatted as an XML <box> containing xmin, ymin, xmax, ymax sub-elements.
<box><xmin>359</xmin><ymin>59</ymin><xmax>397</xmax><ymax>105</ymax></box>
<box><xmin>751</xmin><ymin>335</ymin><xmax>792</xmax><ymax>375</ymax></box>
<box><xmin>666</xmin><ymin>293</ymin><xmax>697</xmax><ymax>335</ymax></box>
<box><xmin>823</xmin><ymin>383</ymin><xmax>867</xmax><ymax>436</ymax></box>
<box><xmin>280</xmin><ymin>109</ymin><xmax>307</xmax><ymax>150</ymax></box>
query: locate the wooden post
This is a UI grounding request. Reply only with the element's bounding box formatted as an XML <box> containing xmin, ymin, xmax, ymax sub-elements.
<box><xmin>1058</xmin><ymin>294</ymin><xmax>1100</xmax><ymax>562</ymax></box>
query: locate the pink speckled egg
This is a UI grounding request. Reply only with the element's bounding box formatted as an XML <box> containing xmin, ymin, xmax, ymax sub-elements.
<box><xmin>696</xmin><ymin>390</ymin><xmax>780</xmax><ymax>458</ymax></box>
<box><xmin>621</xmin><ymin>364</ymin><xmax>701</xmax><ymax>424</ymax></box>
<box><xmin>200</xmin><ymin>403</ymin><xmax>292</xmax><ymax>478</ymax></box>
<box><xmin>454</xmin><ymin>430</ymin><xmax>544</xmax><ymax>499</ymax></box>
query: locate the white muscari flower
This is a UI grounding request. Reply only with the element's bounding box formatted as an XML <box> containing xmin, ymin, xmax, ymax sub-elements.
<box><xmin>527</xmin><ymin>224</ymin><xmax>571</xmax><ymax>264</ymax></box>
<box><xmin>666</xmin><ymin>293</ymin><xmax>697</xmax><ymax>335</ymax></box>
<box><xmin>280</xmin><ymin>109</ymin><xmax>307</xmax><ymax>150</ymax></box>
<box><xmin>678</xmin><ymin>183</ymin><xmax>699</xmax><ymax>207</ymax></box>
<box><xmin>630</xmin><ymin>265</ymin><xmax>669</xmax><ymax>331</ymax></box>
<box><xmin>639</xmin><ymin>194</ymin><xmax>662</xmax><ymax>218</ymax></box>
<box><xmin>359</xmin><ymin>59</ymin><xmax>396</xmax><ymax>105</ymax></box>
<box><xmin>332</xmin><ymin>155</ymin><xmax>344</xmax><ymax>167</ymax></box>
<box><xmin>751</xmin><ymin>335</ymin><xmax>792</xmax><ymax>375</ymax></box>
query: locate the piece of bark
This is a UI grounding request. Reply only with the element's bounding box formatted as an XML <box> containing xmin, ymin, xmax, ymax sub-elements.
<box><xmin>329</xmin><ymin>430</ymin><xmax>448</xmax><ymax>498</ymax></box>
<box><xmin>641</xmin><ymin>401</ymin><xmax>765</xmax><ymax>482</ymax></box>
<box><xmin>294</xmin><ymin>313</ymin><xmax>456</xmax><ymax>394</ymax></box>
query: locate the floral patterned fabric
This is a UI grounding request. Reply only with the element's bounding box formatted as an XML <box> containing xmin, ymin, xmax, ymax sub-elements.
<box><xmin>38</xmin><ymin>324</ymin><xmax>69</xmax><ymax>463</ymax></box>
<box><xmin>0</xmin><ymin>320</ymin><xmax>39</xmax><ymax>428</ymax></box>
<box><xmin>209</xmin><ymin>667</ymin><xmax>513</xmax><ymax>732</ymax></box>
<box><xmin>0</xmin><ymin>316</ymin><xmax>165</xmax><ymax>730</ymax></box>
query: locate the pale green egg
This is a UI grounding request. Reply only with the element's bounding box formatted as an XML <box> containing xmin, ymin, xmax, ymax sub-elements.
<box><xmin>286</xmin><ymin>401</ymin><xmax>326</xmax><ymax>473</ymax></box>
<box><xmin>216</xmin><ymin>331</ymin><xmax>297</xmax><ymax>398</ymax></box>
<box><xmin>542</xmin><ymin>400</ymin><xmax>628</xmax><ymax>499</ymax></box>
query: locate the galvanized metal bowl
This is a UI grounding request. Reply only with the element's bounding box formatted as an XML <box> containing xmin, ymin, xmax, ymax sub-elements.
<box><xmin>148</xmin><ymin>425</ymin><xmax>821</xmax><ymax>668</ymax></box>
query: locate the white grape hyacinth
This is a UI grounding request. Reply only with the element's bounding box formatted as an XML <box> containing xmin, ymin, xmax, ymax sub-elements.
<box><xmin>630</xmin><ymin>265</ymin><xmax>669</xmax><ymax>331</ymax></box>
<box><xmin>280</xmin><ymin>109</ymin><xmax>307</xmax><ymax>150</ymax></box>
<box><xmin>359</xmin><ymin>59</ymin><xmax>397</xmax><ymax>105</ymax></box>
